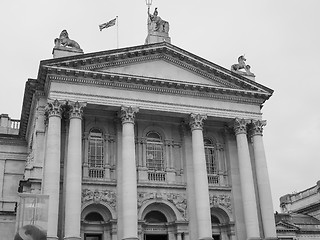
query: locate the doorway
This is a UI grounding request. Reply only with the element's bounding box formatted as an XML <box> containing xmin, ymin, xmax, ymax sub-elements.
<box><xmin>84</xmin><ymin>233</ymin><xmax>102</xmax><ymax>240</ymax></box>
<box><xmin>145</xmin><ymin>234</ymin><xmax>168</xmax><ymax>240</ymax></box>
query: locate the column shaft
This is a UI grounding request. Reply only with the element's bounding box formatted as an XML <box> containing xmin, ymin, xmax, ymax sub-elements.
<box><xmin>43</xmin><ymin>100</ymin><xmax>62</xmax><ymax>240</ymax></box>
<box><xmin>251</xmin><ymin>120</ymin><xmax>277</xmax><ymax>239</ymax></box>
<box><xmin>234</xmin><ymin>118</ymin><xmax>260</xmax><ymax>239</ymax></box>
<box><xmin>64</xmin><ymin>102</ymin><xmax>85</xmax><ymax>240</ymax></box>
<box><xmin>120</xmin><ymin>106</ymin><xmax>139</xmax><ymax>240</ymax></box>
<box><xmin>190</xmin><ymin>114</ymin><xmax>213</xmax><ymax>240</ymax></box>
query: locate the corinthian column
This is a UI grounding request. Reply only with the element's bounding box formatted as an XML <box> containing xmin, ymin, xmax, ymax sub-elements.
<box><xmin>250</xmin><ymin>120</ymin><xmax>277</xmax><ymax>240</ymax></box>
<box><xmin>189</xmin><ymin>113</ymin><xmax>213</xmax><ymax>240</ymax></box>
<box><xmin>43</xmin><ymin>99</ymin><xmax>63</xmax><ymax>240</ymax></box>
<box><xmin>64</xmin><ymin>101</ymin><xmax>86</xmax><ymax>240</ymax></box>
<box><xmin>234</xmin><ymin>118</ymin><xmax>260</xmax><ymax>240</ymax></box>
<box><xmin>120</xmin><ymin>106</ymin><xmax>139</xmax><ymax>240</ymax></box>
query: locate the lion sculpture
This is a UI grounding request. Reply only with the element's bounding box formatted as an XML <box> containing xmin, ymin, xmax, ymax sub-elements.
<box><xmin>231</xmin><ymin>55</ymin><xmax>254</xmax><ymax>76</ymax></box>
<box><xmin>54</xmin><ymin>30</ymin><xmax>82</xmax><ymax>51</ymax></box>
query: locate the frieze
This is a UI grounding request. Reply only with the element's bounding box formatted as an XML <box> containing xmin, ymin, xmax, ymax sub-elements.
<box><xmin>209</xmin><ymin>193</ymin><xmax>232</xmax><ymax>214</ymax></box>
<box><xmin>82</xmin><ymin>189</ymin><xmax>116</xmax><ymax>210</ymax></box>
<box><xmin>50</xmin><ymin>90</ymin><xmax>263</xmax><ymax>120</ymax></box>
<box><xmin>138</xmin><ymin>192</ymin><xmax>187</xmax><ymax>219</ymax></box>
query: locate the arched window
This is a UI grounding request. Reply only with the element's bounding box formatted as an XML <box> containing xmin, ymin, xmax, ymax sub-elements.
<box><xmin>204</xmin><ymin>138</ymin><xmax>217</xmax><ymax>174</ymax></box>
<box><xmin>88</xmin><ymin>129</ymin><xmax>104</xmax><ymax>178</ymax></box>
<box><xmin>146</xmin><ymin>131</ymin><xmax>164</xmax><ymax>171</ymax></box>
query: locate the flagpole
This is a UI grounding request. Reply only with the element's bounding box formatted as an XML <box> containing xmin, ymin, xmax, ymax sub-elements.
<box><xmin>116</xmin><ymin>16</ymin><xmax>119</xmax><ymax>48</ymax></box>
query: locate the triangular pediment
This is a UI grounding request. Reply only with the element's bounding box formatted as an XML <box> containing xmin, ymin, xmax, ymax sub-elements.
<box><xmin>98</xmin><ymin>59</ymin><xmax>223</xmax><ymax>87</ymax></box>
<box><xmin>40</xmin><ymin>42</ymin><xmax>273</xmax><ymax>98</ymax></box>
<box><xmin>276</xmin><ymin>221</ymin><xmax>299</xmax><ymax>231</ymax></box>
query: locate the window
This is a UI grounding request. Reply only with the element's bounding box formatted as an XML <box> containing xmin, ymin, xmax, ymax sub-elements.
<box><xmin>146</xmin><ymin>131</ymin><xmax>164</xmax><ymax>171</ymax></box>
<box><xmin>204</xmin><ymin>139</ymin><xmax>217</xmax><ymax>174</ymax></box>
<box><xmin>88</xmin><ymin>129</ymin><xmax>104</xmax><ymax>178</ymax></box>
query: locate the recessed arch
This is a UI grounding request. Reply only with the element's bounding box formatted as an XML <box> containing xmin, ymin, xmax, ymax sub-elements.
<box><xmin>210</xmin><ymin>206</ymin><xmax>231</xmax><ymax>224</ymax></box>
<box><xmin>139</xmin><ymin>199</ymin><xmax>183</xmax><ymax>222</ymax></box>
<box><xmin>81</xmin><ymin>202</ymin><xmax>116</xmax><ymax>221</ymax></box>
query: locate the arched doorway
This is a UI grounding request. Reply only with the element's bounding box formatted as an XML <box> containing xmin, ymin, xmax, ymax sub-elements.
<box><xmin>144</xmin><ymin>211</ymin><xmax>168</xmax><ymax>240</ymax></box>
<box><xmin>81</xmin><ymin>203</ymin><xmax>115</xmax><ymax>240</ymax></box>
<box><xmin>211</xmin><ymin>207</ymin><xmax>234</xmax><ymax>240</ymax></box>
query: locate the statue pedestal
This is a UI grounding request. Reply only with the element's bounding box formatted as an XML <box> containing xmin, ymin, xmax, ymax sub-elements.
<box><xmin>233</xmin><ymin>70</ymin><xmax>256</xmax><ymax>81</ymax></box>
<box><xmin>52</xmin><ymin>46</ymin><xmax>84</xmax><ymax>59</ymax></box>
<box><xmin>145</xmin><ymin>31</ymin><xmax>171</xmax><ymax>44</ymax></box>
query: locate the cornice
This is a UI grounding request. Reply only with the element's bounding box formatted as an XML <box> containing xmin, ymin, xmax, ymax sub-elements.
<box><xmin>46</xmin><ymin>73</ymin><xmax>268</xmax><ymax>105</ymax></box>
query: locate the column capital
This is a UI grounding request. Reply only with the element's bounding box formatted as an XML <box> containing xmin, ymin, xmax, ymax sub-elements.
<box><xmin>45</xmin><ymin>99</ymin><xmax>64</xmax><ymax>118</ymax></box>
<box><xmin>233</xmin><ymin>118</ymin><xmax>250</xmax><ymax>135</ymax></box>
<box><xmin>68</xmin><ymin>101</ymin><xmax>87</xmax><ymax>120</ymax></box>
<box><xmin>250</xmin><ymin>119</ymin><xmax>267</xmax><ymax>136</ymax></box>
<box><xmin>189</xmin><ymin>113</ymin><xmax>207</xmax><ymax>131</ymax></box>
<box><xmin>120</xmin><ymin>106</ymin><xmax>139</xmax><ymax>124</ymax></box>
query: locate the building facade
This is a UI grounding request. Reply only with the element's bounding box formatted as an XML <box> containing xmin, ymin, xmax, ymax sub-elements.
<box><xmin>0</xmin><ymin>13</ymin><xmax>277</xmax><ymax>240</ymax></box>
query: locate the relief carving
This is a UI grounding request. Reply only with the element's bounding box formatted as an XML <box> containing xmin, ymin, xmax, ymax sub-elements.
<box><xmin>138</xmin><ymin>191</ymin><xmax>187</xmax><ymax>219</ymax></box>
<box><xmin>209</xmin><ymin>193</ymin><xmax>232</xmax><ymax>214</ymax></box>
<box><xmin>82</xmin><ymin>189</ymin><xmax>116</xmax><ymax>210</ymax></box>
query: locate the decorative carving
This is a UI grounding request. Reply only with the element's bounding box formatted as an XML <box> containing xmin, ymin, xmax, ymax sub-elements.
<box><xmin>148</xmin><ymin>8</ymin><xmax>169</xmax><ymax>33</ymax></box>
<box><xmin>45</xmin><ymin>99</ymin><xmax>63</xmax><ymax>118</ymax></box>
<box><xmin>189</xmin><ymin>113</ymin><xmax>207</xmax><ymax>131</ymax></box>
<box><xmin>209</xmin><ymin>193</ymin><xmax>232</xmax><ymax>214</ymax></box>
<box><xmin>231</xmin><ymin>55</ymin><xmax>254</xmax><ymax>76</ymax></box>
<box><xmin>82</xmin><ymin>189</ymin><xmax>116</xmax><ymax>210</ymax></box>
<box><xmin>138</xmin><ymin>192</ymin><xmax>187</xmax><ymax>219</ymax></box>
<box><xmin>68</xmin><ymin>101</ymin><xmax>86</xmax><ymax>119</ymax></box>
<box><xmin>120</xmin><ymin>106</ymin><xmax>139</xmax><ymax>124</ymax></box>
<box><xmin>250</xmin><ymin>120</ymin><xmax>266</xmax><ymax>136</ymax></box>
<box><xmin>54</xmin><ymin>30</ymin><xmax>82</xmax><ymax>51</ymax></box>
<box><xmin>233</xmin><ymin>118</ymin><xmax>249</xmax><ymax>135</ymax></box>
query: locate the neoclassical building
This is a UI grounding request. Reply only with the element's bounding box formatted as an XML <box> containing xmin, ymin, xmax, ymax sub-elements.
<box><xmin>0</xmin><ymin>9</ymin><xmax>277</xmax><ymax>240</ymax></box>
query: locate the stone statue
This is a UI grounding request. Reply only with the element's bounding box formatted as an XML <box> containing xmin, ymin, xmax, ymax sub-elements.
<box><xmin>148</xmin><ymin>7</ymin><xmax>169</xmax><ymax>33</ymax></box>
<box><xmin>54</xmin><ymin>30</ymin><xmax>82</xmax><ymax>51</ymax></box>
<box><xmin>231</xmin><ymin>55</ymin><xmax>254</xmax><ymax>76</ymax></box>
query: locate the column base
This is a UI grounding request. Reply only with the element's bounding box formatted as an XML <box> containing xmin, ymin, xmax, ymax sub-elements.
<box><xmin>47</xmin><ymin>237</ymin><xmax>59</xmax><ymax>240</ymax></box>
<box><xmin>64</xmin><ymin>237</ymin><xmax>81</xmax><ymax>240</ymax></box>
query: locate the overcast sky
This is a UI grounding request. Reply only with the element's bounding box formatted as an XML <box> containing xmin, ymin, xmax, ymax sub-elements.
<box><xmin>1</xmin><ymin>0</ymin><xmax>319</xmax><ymax>211</ymax></box>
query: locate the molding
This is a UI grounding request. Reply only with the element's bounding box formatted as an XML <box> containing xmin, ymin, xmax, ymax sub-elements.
<box><xmin>47</xmin><ymin>74</ymin><xmax>267</xmax><ymax>105</ymax></box>
<box><xmin>50</xmin><ymin>91</ymin><xmax>263</xmax><ymax>120</ymax></box>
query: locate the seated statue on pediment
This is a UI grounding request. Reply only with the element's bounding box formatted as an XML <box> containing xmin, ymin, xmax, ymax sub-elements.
<box><xmin>231</xmin><ymin>55</ymin><xmax>255</xmax><ymax>77</ymax></box>
<box><xmin>148</xmin><ymin>7</ymin><xmax>169</xmax><ymax>33</ymax></box>
<box><xmin>54</xmin><ymin>30</ymin><xmax>82</xmax><ymax>51</ymax></box>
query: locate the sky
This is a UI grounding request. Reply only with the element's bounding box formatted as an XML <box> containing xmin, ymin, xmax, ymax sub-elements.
<box><xmin>0</xmin><ymin>0</ymin><xmax>320</xmax><ymax>211</ymax></box>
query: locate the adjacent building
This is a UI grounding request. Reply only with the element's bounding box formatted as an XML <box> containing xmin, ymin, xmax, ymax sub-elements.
<box><xmin>0</xmin><ymin>8</ymin><xmax>277</xmax><ymax>240</ymax></box>
<box><xmin>276</xmin><ymin>181</ymin><xmax>320</xmax><ymax>239</ymax></box>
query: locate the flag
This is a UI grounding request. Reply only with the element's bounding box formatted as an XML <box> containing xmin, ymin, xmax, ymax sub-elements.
<box><xmin>99</xmin><ymin>18</ymin><xmax>116</xmax><ymax>31</ymax></box>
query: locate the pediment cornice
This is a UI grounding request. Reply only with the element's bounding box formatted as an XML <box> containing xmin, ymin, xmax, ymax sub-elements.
<box><xmin>44</xmin><ymin>66</ymin><xmax>269</xmax><ymax>105</ymax></box>
<box><xmin>39</xmin><ymin>42</ymin><xmax>273</xmax><ymax>96</ymax></box>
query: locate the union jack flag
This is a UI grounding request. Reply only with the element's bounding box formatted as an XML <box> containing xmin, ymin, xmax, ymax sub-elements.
<box><xmin>99</xmin><ymin>18</ymin><xmax>116</xmax><ymax>31</ymax></box>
